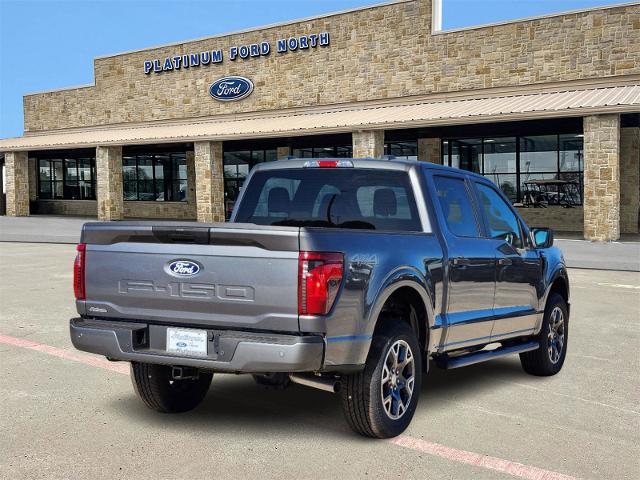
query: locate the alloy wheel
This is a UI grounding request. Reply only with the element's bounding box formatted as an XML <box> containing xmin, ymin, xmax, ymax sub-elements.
<box><xmin>547</xmin><ymin>306</ymin><xmax>565</xmax><ymax>364</ymax></box>
<box><xmin>381</xmin><ymin>339</ymin><xmax>415</xmax><ymax>420</ymax></box>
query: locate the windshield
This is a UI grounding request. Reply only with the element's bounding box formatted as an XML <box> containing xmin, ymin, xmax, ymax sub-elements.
<box><xmin>234</xmin><ymin>168</ymin><xmax>422</xmax><ymax>231</ymax></box>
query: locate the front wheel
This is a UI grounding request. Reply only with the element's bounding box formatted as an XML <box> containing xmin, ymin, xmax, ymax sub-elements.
<box><xmin>520</xmin><ymin>293</ymin><xmax>569</xmax><ymax>376</ymax></box>
<box><xmin>130</xmin><ymin>362</ymin><xmax>213</xmax><ymax>413</ymax></box>
<box><xmin>341</xmin><ymin>321</ymin><xmax>422</xmax><ymax>438</ymax></box>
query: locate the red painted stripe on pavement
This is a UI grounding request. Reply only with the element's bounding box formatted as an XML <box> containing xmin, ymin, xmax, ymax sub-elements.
<box><xmin>388</xmin><ymin>436</ymin><xmax>579</xmax><ymax>480</ymax></box>
<box><xmin>0</xmin><ymin>334</ymin><xmax>129</xmax><ymax>375</ymax></box>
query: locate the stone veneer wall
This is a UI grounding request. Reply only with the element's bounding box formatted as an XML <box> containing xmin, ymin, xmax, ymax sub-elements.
<box><xmin>620</xmin><ymin>126</ymin><xmax>640</xmax><ymax>234</ymax></box>
<box><xmin>23</xmin><ymin>1</ymin><xmax>640</xmax><ymax>132</ymax></box>
<box><xmin>194</xmin><ymin>141</ymin><xmax>225</xmax><ymax>223</ymax></box>
<box><xmin>35</xmin><ymin>200</ymin><xmax>97</xmax><ymax>216</ymax></box>
<box><xmin>583</xmin><ymin>114</ymin><xmax>620</xmax><ymax>241</ymax></box>
<box><xmin>5</xmin><ymin>151</ymin><xmax>30</xmax><ymax>216</ymax></box>
<box><xmin>353</xmin><ymin>130</ymin><xmax>384</xmax><ymax>158</ymax></box>
<box><xmin>518</xmin><ymin>206</ymin><xmax>584</xmax><ymax>233</ymax></box>
<box><xmin>124</xmin><ymin>201</ymin><xmax>196</xmax><ymax>220</ymax></box>
<box><xmin>96</xmin><ymin>146</ymin><xmax>124</xmax><ymax>221</ymax></box>
<box><xmin>418</xmin><ymin>138</ymin><xmax>442</xmax><ymax>163</ymax></box>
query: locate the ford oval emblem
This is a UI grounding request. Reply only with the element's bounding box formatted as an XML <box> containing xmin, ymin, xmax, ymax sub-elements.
<box><xmin>176</xmin><ymin>342</ymin><xmax>188</xmax><ymax>348</ymax></box>
<box><xmin>209</xmin><ymin>76</ymin><xmax>254</xmax><ymax>102</ymax></box>
<box><xmin>168</xmin><ymin>260</ymin><xmax>201</xmax><ymax>277</ymax></box>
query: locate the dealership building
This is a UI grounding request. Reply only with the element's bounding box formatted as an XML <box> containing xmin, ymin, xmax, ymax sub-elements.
<box><xmin>0</xmin><ymin>0</ymin><xmax>638</xmax><ymax>240</ymax></box>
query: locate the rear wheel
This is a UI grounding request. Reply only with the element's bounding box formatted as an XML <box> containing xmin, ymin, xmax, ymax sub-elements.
<box><xmin>130</xmin><ymin>362</ymin><xmax>212</xmax><ymax>413</ymax></box>
<box><xmin>341</xmin><ymin>321</ymin><xmax>422</xmax><ymax>438</ymax></box>
<box><xmin>520</xmin><ymin>293</ymin><xmax>568</xmax><ymax>376</ymax></box>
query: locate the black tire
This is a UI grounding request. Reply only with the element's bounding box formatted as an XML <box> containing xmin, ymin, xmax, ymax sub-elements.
<box><xmin>520</xmin><ymin>293</ymin><xmax>569</xmax><ymax>376</ymax></box>
<box><xmin>341</xmin><ymin>321</ymin><xmax>422</xmax><ymax>438</ymax></box>
<box><xmin>252</xmin><ymin>373</ymin><xmax>291</xmax><ymax>389</ymax></box>
<box><xmin>130</xmin><ymin>362</ymin><xmax>213</xmax><ymax>413</ymax></box>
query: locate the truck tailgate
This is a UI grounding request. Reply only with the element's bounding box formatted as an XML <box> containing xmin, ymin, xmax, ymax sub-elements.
<box><xmin>80</xmin><ymin>222</ymin><xmax>300</xmax><ymax>332</ymax></box>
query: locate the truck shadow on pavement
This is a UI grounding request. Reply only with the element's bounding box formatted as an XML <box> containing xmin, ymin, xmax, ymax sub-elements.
<box><xmin>108</xmin><ymin>357</ymin><xmax>534</xmax><ymax>438</ymax></box>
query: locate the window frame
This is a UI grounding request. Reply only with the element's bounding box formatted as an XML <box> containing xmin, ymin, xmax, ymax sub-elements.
<box><xmin>36</xmin><ymin>155</ymin><xmax>96</xmax><ymax>201</ymax></box>
<box><xmin>122</xmin><ymin>152</ymin><xmax>187</xmax><ymax>202</ymax></box>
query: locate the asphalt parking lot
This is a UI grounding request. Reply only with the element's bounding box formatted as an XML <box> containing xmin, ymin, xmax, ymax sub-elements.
<box><xmin>1</xmin><ymin>242</ymin><xmax>639</xmax><ymax>480</ymax></box>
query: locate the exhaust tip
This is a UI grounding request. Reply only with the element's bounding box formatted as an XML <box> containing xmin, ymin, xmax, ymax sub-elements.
<box><xmin>289</xmin><ymin>374</ymin><xmax>341</xmax><ymax>394</ymax></box>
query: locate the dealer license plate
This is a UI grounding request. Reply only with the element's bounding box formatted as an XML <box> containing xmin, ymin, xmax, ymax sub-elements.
<box><xmin>166</xmin><ymin>328</ymin><xmax>208</xmax><ymax>357</ymax></box>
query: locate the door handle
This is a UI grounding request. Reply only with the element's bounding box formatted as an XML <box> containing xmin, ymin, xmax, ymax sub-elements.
<box><xmin>452</xmin><ymin>257</ymin><xmax>470</xmax><ymax>266</ymax></box>
<box><xmin>498</xmin><ymin>258</ymin><xmax>513</xmax><ymax>266</ymax></box>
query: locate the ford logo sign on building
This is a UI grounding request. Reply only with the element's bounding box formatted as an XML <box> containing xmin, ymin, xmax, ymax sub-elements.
<box><xmin>168</xmin><ymin>260</ymin><xmax>201</xmax><ymax>277</ymax></box>
<box><xmin>209</xmin><ymin>76</ymin><xmax>253</xmax><ymax>102</ymax></box>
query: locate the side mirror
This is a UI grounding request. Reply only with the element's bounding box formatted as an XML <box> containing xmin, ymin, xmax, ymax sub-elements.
<box><xmin>530</xmin><ymin>227</ymin><xmax>554</xmax><ymax>249</ymax></box>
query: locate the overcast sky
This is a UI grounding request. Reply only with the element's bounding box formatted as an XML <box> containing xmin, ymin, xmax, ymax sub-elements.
<box><xmin>0</xmin><ymin>0</ymin><xmax>623</xmax><ymax>138</ymax></box>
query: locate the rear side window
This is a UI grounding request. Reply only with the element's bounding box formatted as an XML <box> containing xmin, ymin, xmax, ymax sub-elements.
<box><xmin>235</xmin><ymin>168</ymin><xmax>422</xmax><ymax>231</ymax></box>
<box><xmin>433</xmin><ymin>175</ymin><xmax>480</xmax><ymax>238</ymax></box>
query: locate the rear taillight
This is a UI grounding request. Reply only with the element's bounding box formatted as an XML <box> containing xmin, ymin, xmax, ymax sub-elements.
<box><xmin>298</xmin><ymin>252</ymin><xmax>344</xmax><ymax>316</ymax></box>
<box><xmin>74</xmin><ymin>243</ymin><xmax>86</xmax><ymax>300</ymax></box>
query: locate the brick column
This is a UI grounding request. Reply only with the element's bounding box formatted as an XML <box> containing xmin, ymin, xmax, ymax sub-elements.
<box><xmin>96</xmin><ymin>146</ymin><xmax>124</xmax><ymax>221</ymax></box>
<box><xmin>620</xmin><ymin>127</ymin><xmax>639</xmax><ymax>234</ymax></box>
<box><xmin>353</xmin><ymin>130</ymin><xmax>384</xmax><ymax>158</ymax></box>
<box><xmin>5</xmin><ymin>151</ymin><xmax>30</xmax><ymax>216</ymax></box>
<box><xmin>194</xmin><ymin>141</ymin><xmax>225</xmax><ymax>223</ymax></box>
<box><xmin>418</xmin><ymin>138</ymin><xmax>442</xmax><ymax>163</ymax></box>
<box><xmin>277</xmin><ymin>146</ymin><xmax>291</xmax><ymax>159</ymax></box>
<box><xmin>583</xmin><ymin>114</ymin><xmax>620</xmax><ymax>241</ymax></box>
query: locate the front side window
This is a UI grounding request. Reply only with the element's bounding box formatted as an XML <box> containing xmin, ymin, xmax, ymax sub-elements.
<box><xmin>476</xmin><ymin>183</ymin><xmax>522</xmax><ymax>248</ymax></box>
<box><xmin>235</xmin><ymin>168</ymin><xmax>421</xmax><ymax>231</ymax></box>
<box><xmin>123</xmin><ymin>152</ymin><xmax>187</xmax><ymax>202</ymax></box>
<box><xmin>37</xmin><ymin>154</ymin><xmax>95</xmax><ymax>200</ymax></box>
<box><xmin>432</xmin><ymin>175</ymin><xmax>480</xmax><ymax>238</ymax></box>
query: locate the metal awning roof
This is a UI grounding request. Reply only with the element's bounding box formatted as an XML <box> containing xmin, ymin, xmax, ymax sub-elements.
<box><xmin>1</xmin><ymin>84</ymin><xmax>639</xmax><ymax>151</ymax></box>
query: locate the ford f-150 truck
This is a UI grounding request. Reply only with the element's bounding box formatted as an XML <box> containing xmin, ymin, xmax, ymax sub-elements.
<box><xmin>70</xmin><ymin>158</ymin><xmax>569</xmax><ymax>438</ymax></box>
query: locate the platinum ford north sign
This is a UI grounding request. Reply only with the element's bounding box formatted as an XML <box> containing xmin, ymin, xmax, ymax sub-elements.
<box><xmin>143</xmin><ymin>32</ymin><xmax>330</xmax><ymax>74</ymax></box>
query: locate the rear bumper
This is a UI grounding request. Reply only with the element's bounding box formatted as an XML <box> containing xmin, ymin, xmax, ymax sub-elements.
<box><xmin>70</xmin><ymin>317</ymin><xmax>324</xmax><ymax>373</ymax></box>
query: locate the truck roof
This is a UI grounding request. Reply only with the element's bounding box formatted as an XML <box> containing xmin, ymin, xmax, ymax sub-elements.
<box><xmin>252</xmin><ymin>157</ymin><xmax>488</xmax><ymax>182</ymax></box>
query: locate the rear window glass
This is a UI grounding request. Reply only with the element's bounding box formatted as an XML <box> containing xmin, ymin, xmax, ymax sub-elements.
<box><xmin>234</xmin><ymin>168</ymin><xmax>422</xmax><ymax>231</ymax></box>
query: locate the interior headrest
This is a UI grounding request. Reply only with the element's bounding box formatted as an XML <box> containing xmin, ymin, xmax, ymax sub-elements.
<box><xmin>268</xmin><ymin>187</ymin><xmax>290</xmax><ymax>215</ymax></box>
<box><xmin>373</xmin><ymin>188</ymin><xmax>397</xmax><ymax>217</ymax></box>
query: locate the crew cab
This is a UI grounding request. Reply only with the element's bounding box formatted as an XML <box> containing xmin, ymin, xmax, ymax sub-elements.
<box><xmin>70</xmin><ymin>158</ymin><xmax>570</xmax><ymax>438</ymax></box>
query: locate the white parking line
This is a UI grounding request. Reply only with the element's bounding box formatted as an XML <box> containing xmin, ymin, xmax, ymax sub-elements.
<box><xmin>596</xmin><ymin>282</ymin><xmax>640</xmax><ymax>289</ymax></box>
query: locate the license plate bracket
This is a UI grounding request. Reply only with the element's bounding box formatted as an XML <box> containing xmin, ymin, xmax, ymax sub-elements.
<box><xmin>166</xmin><ymin>327</ymin><xmax>208</xmax><ymax>357</ymax></box>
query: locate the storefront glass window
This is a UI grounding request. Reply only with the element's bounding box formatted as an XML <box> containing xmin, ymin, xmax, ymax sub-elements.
<box><xmin>122</xmin><ymin>151</ymin><xmax>187</xmax><ymax>202</ymax></box>
<box><xmin>36</xmin><ymin>153</ymin><xmax>96</xmax><ymax>200</ymax></box>
<box><xmin>291</xmin><ymin>145</ymin><xmax>353</xmax><ymax>158</ymax></box>
<box><xmin>441</xmin><ymin>133</ymin><xmax>584</xmax><ymax>206</ymax></box>
<box><xmin>384</xmin><ymin>141</ymin><xmax>417</xmax><ymax>160</ymax></box>
<box><xmin>223</xmin><ymin>148</ymin><xmax>277</xmax><ymax>218</ymax></box>
<box><xmin>483</xmin><ymin>137</ymin><xmax>517</xmax><ymax>202</ymax></box>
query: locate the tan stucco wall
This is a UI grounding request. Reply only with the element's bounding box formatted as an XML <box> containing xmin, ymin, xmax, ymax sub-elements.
<box><xmin>23</xmin><ymin>1</ymin><xmax>640</xmax><ymax>132</ymax></box>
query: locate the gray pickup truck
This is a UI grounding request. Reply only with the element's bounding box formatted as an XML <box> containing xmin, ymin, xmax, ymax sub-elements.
<box><xmin>70</xmin><ymin>158</ymin><xmax>569</xmax><ymax>438</ymax></box>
